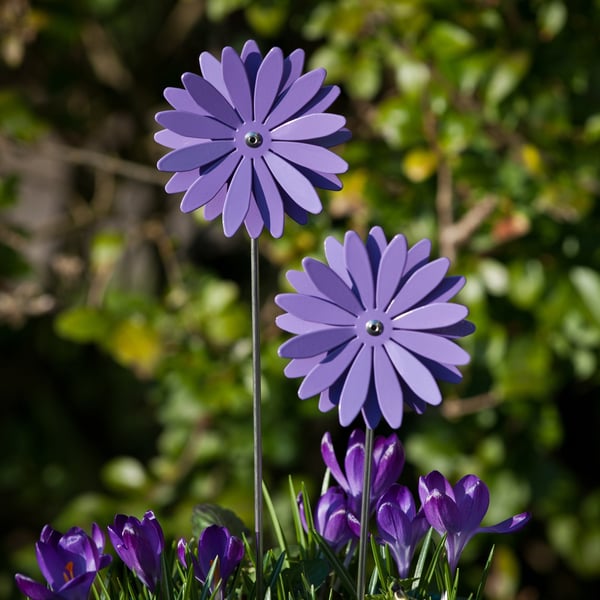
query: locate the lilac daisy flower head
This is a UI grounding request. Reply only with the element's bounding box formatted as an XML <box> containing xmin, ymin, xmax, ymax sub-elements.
<box><xmin>376</xmin><ymin>484</ymin><xmax>429</xmax><ymax>579</ymax></box>
<box><xmin>15</xmin><ymin>523</ymin><xmax>111</xmax><ymax>600</ymax></box>
<box><xmin>418</xmin><ymin>470</ymin><xmax>531</xmax><ymax>573</ymax></box>
<box><xmin>107</xmin><ymin>510</ymin><xmax>165</xmax><ymax>592</ymax></box>
<box><xmin>321</xmin><ymin>429</ymin><xmax>404</xmax><ymax>517</ymax></box>
<box><xmin>276</xmin><ymin>227</ymin><xmax>474</xmax><ymax>428</ymax></box>
<box><xmin>155</xmin><ymin>39</ymin><xmax>350</xmax><ymax>239</ymax></box>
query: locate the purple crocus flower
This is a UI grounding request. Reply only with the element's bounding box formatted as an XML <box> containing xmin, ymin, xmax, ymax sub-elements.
<box><xmin>418</xmin><ymin>470</ymin><xmax>531</xmax><ymax>573</ymax></box>
<box><xmin>155</xmin><ymin>39</ymin><xmax>349</xmax><ymax>238</ymax></box>
<box><xmin>178</xmin><ymin>525</ymin><xmax>244</xmax><ymax>598</ymax></box>
<box><xmin>276</xmin><ymin>227</ymin><xmax>474</xmax><ymax>428</ymax></box>
<box><xmin>297</xmin><ymin>486</ymin><xmax>355</xmax><ymax>552</ymax></box>
<box><xmin>15</xmin><ymin>523</ymin><xmax>111</xmax><ymax>600</ymax></box>
<box><xmin>321</xmin><ymin>429</ymin><xmax>404</xmax><ymax>518</ymax></box>
<box><xmin>376</xmin><ymin>484</ymin><xmax>429</xmax><ymax>579</ymax></box>
<box><xmin>107</xmin><ymin>510</ymin><xmax>164</xmax><ymax>592</ymax></box>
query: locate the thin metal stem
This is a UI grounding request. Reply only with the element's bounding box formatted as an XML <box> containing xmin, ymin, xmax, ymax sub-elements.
<box><xmin>250</xmin><ymin>238</ymin><xmax>263</xmax><ymax>599</ymax></box>
<box><xmin>356</xmin><ymin>426</ymin><xmax>374</xmax><ymax>600</ymax></box>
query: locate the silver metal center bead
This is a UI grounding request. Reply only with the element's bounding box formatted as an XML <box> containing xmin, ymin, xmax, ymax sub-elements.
<box><xmin>365</xmin><ymin>319</ymin><xmax>384</xmax><ymax>336</ymax></box>
<box><xmin>244</xmin><ymin>131</ymin><xmax>263</xmax><ymax>148</ymax></box>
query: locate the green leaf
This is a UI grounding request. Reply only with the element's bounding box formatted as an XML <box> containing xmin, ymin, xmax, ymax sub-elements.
<box><xmin>484</xmin><ymin>52</ymin><xmax>530</xmax><ymax>107</ymax></box>
<box><xmin>101</xmin><ymin>456</ymin><xmax>148</xmax><ymax>493</ymax></box>
<box><xmin>55</xmin><ymin>306</ymin><xmax>107</xmax><ymax>343</ymax></box>
<box><xmin>571</xmin><ymin>266</ymin><xmax>600</xmax><ymax>326</ymax></box>
<box><xmin>191</xmin><ymin>503</ymin><xmax>249</xmax><ymax>539</ymax></box>
<box><xmin>425</xmin><ymin>22</ymin><xmax>475</xmax><ymax>58</ymax></box>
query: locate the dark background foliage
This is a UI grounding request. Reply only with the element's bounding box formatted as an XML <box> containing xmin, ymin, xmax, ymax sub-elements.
<box><xmin>1</xmin><ymin>0</ymin><xmax>599</xmax><ymax>598</ymax></box>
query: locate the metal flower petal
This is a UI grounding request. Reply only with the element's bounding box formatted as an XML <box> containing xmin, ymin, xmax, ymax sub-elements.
<box><xmin>276</xmin><ymin>227</ymin><xmax>474</xmax><ymax>428</ymax></box>
<box><xmin>155</xmin><ymin>39</ymin><xmax>349</xmax><ymax>238</ymax></box>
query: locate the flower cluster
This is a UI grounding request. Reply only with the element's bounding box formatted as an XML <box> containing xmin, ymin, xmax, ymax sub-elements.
<box><xmin>15</xmin><ymin>512</ymin><xmax>243</xmax><ymax>600</ymax></box>
<box><xmin>301</xmin><ymin>430</ymin><xmax>530</xmax><ymax>580</ymax></box>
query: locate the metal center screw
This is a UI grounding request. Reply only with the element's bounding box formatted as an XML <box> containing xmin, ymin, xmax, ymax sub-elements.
<box><xmin>244</xmin><ymin>131</ymin><xmax>263</xmax><ymax>148</ymax></box>
<box><xmin>365</xmin><ymin>319</ymin><xmax>384</xmax><ymax>336</ymax></box>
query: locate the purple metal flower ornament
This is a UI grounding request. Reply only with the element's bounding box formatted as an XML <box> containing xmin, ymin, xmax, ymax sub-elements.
<box><xmin>155</xmin><ymin>39</ymin><xmax>349</xmax><ymax>238</ymax></box>
<box><xmin>276</xmin><ymin>227</ymin><xmax>474</xmax><ymax>428</ymax></box>
<box><xmin>15</xmin><ymin>523</ymin><xmax>111</xmax><ymax>600</ymax></box>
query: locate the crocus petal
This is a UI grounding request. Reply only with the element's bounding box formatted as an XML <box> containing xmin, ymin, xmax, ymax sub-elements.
<box><xmin>320</xmin><ymin>432</ymin><xmax>349</xmax><ymax>492</ymax></box>
<box><xmin>271</xmin><ymin>141</ymin><xmax>348</xmax><ymax>174</ymax></box>
<box><xmin>198</xmin><ymin>525</ymin><xmax>228</xmax><ymax>580</ymax></box>
<box><xmin>343</xmin><ymin>432</ymin><xmax>366</xmax><ymax>499</ymax></box>
<box><xmin>271</xmin><ymin>114</ymin><xmax>346</xmax><ymax>141</ymax></box>
<box><xmin>15</xmin><ymin>574</ymin><xmax>56</xmax><ymax>600</ymax></box>
<box><xmin>478</xmin><ymin>512</ymin><xmax>531</xmax><ymax>534</ymax></box>
<box><xmin>422</xmin><ymin>490</ymin><xmax>462</xmax><ymax>534</ymax></box>
<box><xmin>345</xmin><ymin>231</ymin><xmax>375</xmax><ymax>310</ymax></box>
<box><xmin>266</xmin><ymin>68</ymin><xmax>327</xmax><ymax>128</ymax></box>
<box><xmin>177</xmin><ymin>538</ymin><xmax>188</xmax><ymax>568</ymax></box>
<box><xmin>371</xmin><ymin>432</ymin><xmax>405</xmax><ymax>498</ymax></box>
<box><xmin>453</xmin><ymin>474</ymin><xmax>490</xmax><ymax>532</ymax></box>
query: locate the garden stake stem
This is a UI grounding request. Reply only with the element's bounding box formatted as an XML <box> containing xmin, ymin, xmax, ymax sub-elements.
<box><xmin>357</xmin><ymin>426</ymin><xmax>374</xmax><ymax>600</ymax></box>
<box><xmin>251</xmin><ymin>237</ymin><xmax>263</xmax><ymax>599</ymax></box>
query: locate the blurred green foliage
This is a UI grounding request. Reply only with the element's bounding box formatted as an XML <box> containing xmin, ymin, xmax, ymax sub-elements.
<box><xmin>1</xmin><ymin>0</ymin><xmax>599</xmax><ymax>598</ymax></box>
